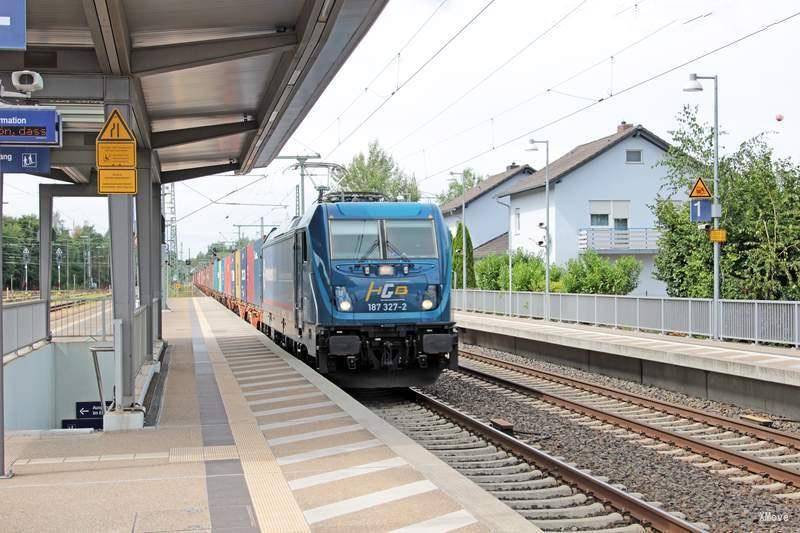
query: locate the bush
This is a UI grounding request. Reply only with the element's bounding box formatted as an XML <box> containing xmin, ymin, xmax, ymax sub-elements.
<box><xmin>562</xmin><ymin>251</ymin><xmax>642</xmax><ymax>295</ymax></box>
<box><xmin>475</xmin><ymin>254</ymin><xmax>506</xmax><ymax>290</ymax></box>
<box><xmin>476</xmin><ymin>251</ymin><xmax>565</xmax><ymax>292</ymax></box>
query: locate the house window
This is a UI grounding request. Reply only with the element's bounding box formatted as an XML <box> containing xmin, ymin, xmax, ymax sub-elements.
<box><xmin>514</xmin><ymin>208</ymin><xmax>520</xmax><ymax>234</ymax></box>
<box><xmin>625</xmin><ymin>149</ymin><xmax>643</xmax><ymax>164</ymax></box>
<box><xmin>590</xmin><ymin>214</ymin><xmax>609</xmax><ymax>227</ymax></box>
<box><xmin>614</xmin><ymin>218</ymin><xmax>629</xmax><ymax>230</ymax></box>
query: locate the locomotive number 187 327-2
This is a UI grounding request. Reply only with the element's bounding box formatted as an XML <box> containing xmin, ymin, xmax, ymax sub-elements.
<box><xmin>367</xmin><ymin>302</ymin><xmax>408</xmax><ymax>312</ymax></box>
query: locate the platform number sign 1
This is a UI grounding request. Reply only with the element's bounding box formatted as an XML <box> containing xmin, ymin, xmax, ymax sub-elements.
<box><xmin>690</xmin><ymin>199</ymin><xmax>712</xmax><ymax>223</ymax></box>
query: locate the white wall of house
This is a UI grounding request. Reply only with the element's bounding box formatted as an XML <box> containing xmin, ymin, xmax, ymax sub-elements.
<box><xmin>443</xmin><ymin>169</ymin><xmax>530</xmax><ymax>247</ymax></box>
<box><xmin>508</xmin><ymin>134</ymin><xmax>669</xmax><ymax>295</ymax></box>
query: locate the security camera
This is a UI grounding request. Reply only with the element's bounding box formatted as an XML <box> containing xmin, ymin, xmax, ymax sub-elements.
<box><xmin>11</xmin><ymin>70</ymin><xmax>44</xmax><ymax>94</ymax></box>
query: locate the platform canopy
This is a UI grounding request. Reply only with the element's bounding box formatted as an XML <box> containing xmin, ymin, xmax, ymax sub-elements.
<box><xmin>0</xmin><ymin>0</ymin><xmax>387</xmax><ymax>183</ymax></box>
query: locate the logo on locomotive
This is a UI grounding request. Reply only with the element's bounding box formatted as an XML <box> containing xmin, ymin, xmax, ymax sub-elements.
<box><xmin>365</xmin><ymin>282</ymin><xmax>408</xmax><ymax>301</ymax></box>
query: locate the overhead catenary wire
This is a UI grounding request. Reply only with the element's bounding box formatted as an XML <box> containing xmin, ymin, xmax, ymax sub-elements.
<box><xmin>389</xmin><ymin>0</ymin><xmax>588</xmax><ymax>151</ymax></box>
<box><xmin>419</xmin><ymin>9</ymin><xmax>800</xmax><ymax>183</ymax></box>
<box><xmin>398</xmin><ymin>16</ymin><xmax>679</xmax><ymax>160</ymax></box>
<box><xmin>325</xmin><ymin>0</ymin><xmax>497</xmax><ymax>158</ymax></box>
<box><xmin>310</xmin><ymin>0</ymin><xmax>450</xmax><ymax>146</ymax></box>
<box><xmin>177</xmin><ymin>174</ymin><xmax>267</xmax><ymax>223</ymax></box>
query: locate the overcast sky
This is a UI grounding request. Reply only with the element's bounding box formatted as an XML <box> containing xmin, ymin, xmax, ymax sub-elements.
<box><xmin>4</xmin><ymin>0</ymin><xmax>800</xmax><ymax>257</ymax></box>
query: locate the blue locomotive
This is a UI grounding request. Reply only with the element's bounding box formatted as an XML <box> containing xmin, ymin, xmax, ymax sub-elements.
<box><xmin>196</xmin><ymin>193</ymin><xmax>458</xmax><ymax>388</ymax></box>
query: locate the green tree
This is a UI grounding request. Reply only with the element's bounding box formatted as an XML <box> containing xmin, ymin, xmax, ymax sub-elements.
<box><xmin>654</xmin><ymin>107</ymin><xmax>800</xmax><ymax>299</ymax></box>
<box><xmin>340</xmin><ymin>140</ymin><xmax>420</xmax><ymax>201</ymax></box>
<box><xmin>452</xmin><ymin>222</ymin><xmax>476</xmax><ymax>288</ymax></box>
<box><xmin>2</xmin><ymin>213</ymin><xmax>111</xmax><ymax>292</ymax></box>
<box><xmin>562</xmin><ymin>251</ymin><xmax>641</xmax><ymax>295</ymax></box>
<box><xmin>436</xmin><ymin>168</ymin><xmax>483</xmax><ymax>204</ymax></box>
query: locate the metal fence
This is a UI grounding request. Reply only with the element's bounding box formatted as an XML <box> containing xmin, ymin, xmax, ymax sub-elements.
<box><xmin>49</xmin><ymin>296</ymin><xmax>112</xmax><ymax>339</ymax></box>
<box><xmin>3</xmin><ymin>299</ymin><xmax>49</xmax><ymax>356</ymax></box>
<box><xmin>452</xmin><ymin>289</ymin><xmax>800</xmax><ymax>348</ymax></box>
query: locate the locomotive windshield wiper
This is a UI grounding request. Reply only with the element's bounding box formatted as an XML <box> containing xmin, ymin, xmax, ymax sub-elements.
<box><xmin>386</xmin><ymin>241</ymin><xmax>409</xmax><ymax>261</ymax></box>
<box><xmin>358</xmin><ymin>238</ymin><xmax>380</xmax><ymax>261</ymax></box>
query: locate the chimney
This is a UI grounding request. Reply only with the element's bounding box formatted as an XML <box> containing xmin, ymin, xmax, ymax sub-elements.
<box><xmin>506</xmin><ymin>162</ymin><xmax>519</xmax><ymax>171</ymax></box>
<box><xmin>617</xmin><ymin>121</ymin><xmax>633</xmax><ymax>133</ymax></box>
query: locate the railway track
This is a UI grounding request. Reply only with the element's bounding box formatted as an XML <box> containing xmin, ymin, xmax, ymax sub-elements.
<box><xmin>366</xmin><ymin>389</ymin><xmax>704</xmax><ymax>533</ymax></box>
<box><xmin>458</xmin><ymin>349</ymin><xmax>800</xmax><ymax>494</ymax></box>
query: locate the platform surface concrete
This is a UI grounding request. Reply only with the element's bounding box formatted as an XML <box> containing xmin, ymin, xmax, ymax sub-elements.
<box><xmin>0</xmin><ymin>298</ymin><xmax>536</xmax><ymax>533</ymax></box>
<box><xmin>456</xmin><ymin>311</ymin><xmax>800</xmax><ymax>388</ymax></box>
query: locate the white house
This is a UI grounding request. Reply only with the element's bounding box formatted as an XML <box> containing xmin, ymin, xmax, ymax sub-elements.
<box><xmin>501</xmin><ymin>122</ymin><xmax>671</xmax><ymax>295</ymax></box>
<box><xmin>441</xmin><ymin>163</ymin><xmax>534</xmax><ymax>248</ymax></box>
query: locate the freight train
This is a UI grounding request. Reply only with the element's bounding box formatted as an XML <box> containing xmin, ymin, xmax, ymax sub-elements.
<box><xmin>194</xmin><ymin>193</ymin><xmax>458</xmax><ymax>388</ymax></box>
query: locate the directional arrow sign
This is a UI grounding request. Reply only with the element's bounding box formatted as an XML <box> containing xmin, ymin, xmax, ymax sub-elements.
<box><xmin>97</xmin><ymin>109</ymin><xmax>137</xmax><ymax>195</ymax></box>
<box><xmin>76</xmin><ymin>401</ymin><xmax>111</xmax><ymax>419</ymax></box>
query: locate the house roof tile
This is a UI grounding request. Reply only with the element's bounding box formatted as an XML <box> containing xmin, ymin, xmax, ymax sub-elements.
<box><xmin>504</xmin><ymin>124</ymin><xmax>671</xmax><ymax>197</ymax></box>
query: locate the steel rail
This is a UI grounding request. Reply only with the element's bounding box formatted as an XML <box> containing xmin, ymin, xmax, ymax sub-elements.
<box><xmin>460</xmin><ymin>349</ymin><xmax>800</xmax><ymax>450</ymax></box>
<box><xmin>410</xmin><ymin>388</ymin><xmax>703</xmax><ymax>533</ymax></box>
<box><xmin>457</xmin><ymin>352</ymin><xmax>800</xmax><ymax>487</ymax></box>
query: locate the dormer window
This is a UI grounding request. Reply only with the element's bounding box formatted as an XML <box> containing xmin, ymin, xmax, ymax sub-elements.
<box><xmin>625</xmin><ymin>149</ymin><xmax>643</xmax><ymax>164</ymax></box>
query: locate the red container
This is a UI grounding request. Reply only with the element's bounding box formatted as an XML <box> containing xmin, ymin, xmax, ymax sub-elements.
<box><xmin>246</xmin><ymin>243</ymin><xmax>256</xmax><ymax>304</ymax></box>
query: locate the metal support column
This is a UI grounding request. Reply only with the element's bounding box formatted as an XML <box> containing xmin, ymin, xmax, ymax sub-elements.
<box><xmin>0</xmin><ymin>163</ymin><xmax>12</xmax><ymax>478</ymax></box>
<box><xmin>38</xmin><ymin>192</ymin><xmax>53</xmax><ymax>338</ymax></box>
<box><xmin>135</xmin><ymin>162</ymin><xmax>154</xmax><ymax>359</ymax></box>
<box><xmin>105</xmin><ymin>103</ymin><xmax>136</xmax><ymax>405</ymax></box>
<box><xmin>151</xmin><ymin>183</ymin><xmax>162</xmax><ymax>340</ymax></box>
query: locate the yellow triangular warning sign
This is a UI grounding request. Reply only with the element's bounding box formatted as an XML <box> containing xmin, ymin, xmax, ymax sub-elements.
<box><xmin>97</xmin><ymin>109</ymin><xmax>135</xmax><ymax>142</ymax></box>
<box><xmin>689</xmin><ymin>177</ymin><xmax>712</xmax><ymax>199</ymax></box>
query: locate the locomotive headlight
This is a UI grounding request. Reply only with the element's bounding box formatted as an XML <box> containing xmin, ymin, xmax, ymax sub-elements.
<box><xmin>421</xmin><ymin>284</ymin><xmax>438</xmax><ymax>310</ymax></box>
<box><xmin>335</xmin><ymin>286</ymin><xmax>353</xmax><ymax>312</ymax></box>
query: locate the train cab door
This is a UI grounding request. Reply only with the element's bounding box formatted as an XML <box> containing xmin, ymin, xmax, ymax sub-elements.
<box><xmin>293</xmin><ymin>231</ymin><xmax>305</xmax><ymax>334</ymax></box>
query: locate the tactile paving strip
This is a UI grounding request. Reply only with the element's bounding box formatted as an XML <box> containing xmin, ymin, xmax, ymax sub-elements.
<box><xmin>192</xmin><ymin>299</ymin><xmax>310</xmax><ymax>533</ymax></box>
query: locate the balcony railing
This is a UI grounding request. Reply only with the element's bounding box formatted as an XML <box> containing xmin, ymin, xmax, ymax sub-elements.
<box><xmin>578</xmin><ymin>227</ymin><xmax>660</xmax><ymax>253</ymax></box>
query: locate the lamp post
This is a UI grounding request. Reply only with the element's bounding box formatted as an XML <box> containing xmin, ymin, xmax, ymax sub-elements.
<box><xmin>56</xmin><ymin>247</ymin><xmax>63</xmax><ymax>291</ymax></box>
<box><xmin>449</xmin><ymin>172</ymin><xmax>467</xmax><ymax>291</ymax></box>
<box><xmin>684</xmin><ymin>73</ymin><xmax>720</xmax><ymax>339</ymax></box>
<box><xmin>22</xmin><ymin>247</ymin><xmax>30</xmax><ymax>292</ymax></box>
<box><xmin>527</xmin><ymin>140</ymin><xmax>551</xmax><ymax>320</ymax></box>
<box><xmin>495</xmin><ymin>196</ymin><xmax>513</xmax><ymax>313</ymax></box>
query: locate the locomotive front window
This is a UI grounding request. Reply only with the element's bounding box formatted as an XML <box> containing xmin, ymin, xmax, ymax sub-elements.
<box><xmin>385</xmin><ymin>219</ymin><xmax>438</xmax><ymax>259</ymax></box>
<box><xmin>330</xmin><ymin>220</ymin><xmax>382</xmax><ymax>260</ymax></box>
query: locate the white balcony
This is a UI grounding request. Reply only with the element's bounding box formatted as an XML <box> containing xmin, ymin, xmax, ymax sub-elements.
<box><xmin>578</xmin><ymin>227</ymin><xmax>660</xmax><ymax>254</ymax></box>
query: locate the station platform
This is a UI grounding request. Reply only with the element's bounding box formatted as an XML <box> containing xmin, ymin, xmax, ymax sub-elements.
<box><xmin>456</xmin><ymin>311</ymin><xmax>800</xmax><ymax>419</ymax></box>
<box><xmin>0</xmin><ymin>298</ymin><xmax>534</xmax><ymax>533</ymax></box>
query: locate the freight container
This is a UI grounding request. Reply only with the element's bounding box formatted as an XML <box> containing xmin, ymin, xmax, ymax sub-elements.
<box><xmin>246</xmin><ymin>243</ymin><xmax>255</xmax><ymax>304</ymax></box>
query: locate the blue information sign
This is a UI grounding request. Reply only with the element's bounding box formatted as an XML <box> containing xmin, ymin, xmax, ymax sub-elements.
<box><xmin>690</xmin><ymin>199</ymin><xmax>712</xmax><ymax>223</ymax></box>
<box><xmin>0</xmin><ymin>147</ymin><xmax>50</xmax><ymax>173</ymax></box>
<box><xmin>0</xmin><ymin>0</ymin><xmax>26</xmax><ymax>51</ymax></box>
<box><xmin>0</xmin><ymin>106</ymin><xmax>61</xmax><ymax>146</ymax></box>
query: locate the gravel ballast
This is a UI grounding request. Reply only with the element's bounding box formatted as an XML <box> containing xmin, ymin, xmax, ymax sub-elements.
<box><xmin>421</xmin><ymin>371</ymin><xmax>800</xmax><ymax>532</ymax></box>
<box><xmin>463</xmin><ymin>343</ymin><xmax>800</xmax><ymax>435</ymax></box>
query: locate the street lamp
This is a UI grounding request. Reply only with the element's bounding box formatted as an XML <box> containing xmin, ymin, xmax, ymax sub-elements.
<box><xmin>56</xmin><ymin>247</ymin><xmax>63</xmax><ymax>291</ymax></box>
<box><xmin>22</xmin><ymin>247</ymin><xmax>30</xmax><ymax>292</ymax></box>
<box><xmin>527</xmin><ymin>139</ymin><xmax>551</xmax><ymax>320</ymax></box>
<box><xmin>449</xmin><ymin>171</ymin><xmax>467</xmax><ymax>292</ymax></box>
<box><xmin>683</xmin><ymin>73</ymin><xmax>721</xmax><ymax>339</ymax></box>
